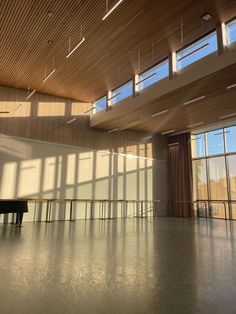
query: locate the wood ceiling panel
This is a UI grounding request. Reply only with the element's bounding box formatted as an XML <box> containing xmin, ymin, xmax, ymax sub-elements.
<box><xmin>0</xmin><ymin>0</ymin><xmax>235</xmax><ymax>102</ymax></box>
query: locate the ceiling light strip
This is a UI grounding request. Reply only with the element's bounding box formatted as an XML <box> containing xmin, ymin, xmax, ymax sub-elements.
<box><xmin>152</xmin><ymin>109</ymin><xmax>169</xmax><ymax>118</ymax></box>
<box><xmin>187</xmin><ymin>121</ymin><xmax>205</xmax><ymax>128</ymax></box>
<box><xmin>226</xmin><ymin>83</ymin><xmax>236</xmax><ymax>90</ymax></box>
<box><xmin>189</xmin><ymin>137</ymin><xmax>202</xmax><ymax>141</ymax></box>
<box><xmin>178</xmin><ymin>43</ymin><xmax>209</xmax><ymax>62</ymax></box>
<box><xmin>26</xmin><ymin>89</ymin><xmax>36</xmax><ymax>100</ymax></box>
<box><xmin>183</xmin><ymin>95</ymin><xmax>206</xmax><ymax>106</ymax></box>
<box><xmin>43</xmin><ymin>68</ymin><xmax>56</xmax><ymax>83</ymax></box>
<box><xmin>66</xmin><ymin>37</ymin><xmax>85</xmax><ymax>59</ymax></box>
<box><xmin>168</xmin><ymin>142</ymin><xmax>179</xmax><ymax>147</ymax></box>
<box><xmin>219</xmin><ymin>112</ymin><xmax>236</xmax><ymax>119</ymax></box>
<box><xmin>107</xmin><ymin>128</ymin><xmax>119</xmax><ymax>133</ymax></box>
<box><xmin>142</xmin><ymin>135</ymin><xmax>152</xmax><ymax>140</ymax></box>
<box><xmin>102</xmin><ymin>0</ymin><xmax>124</xmax><ymax>21</ymax></box>
<box><xmin>136</xmin><ymin>72</ymin><xmax>157</xmax><ymax>85</ymax></box>
<box><xmin>66</xmin><ymin>118</ymin><xmax>77</xmax><ymax>125</ymax></box>
<box><xmin>128</xmin><ymin>120</ymin><xmax>140</xmax><ymax>126</ymax></box>
<box><xmin>161</xmin><ymin>129</ymin><xmax>175</xmax><ymax>135</ymax></box>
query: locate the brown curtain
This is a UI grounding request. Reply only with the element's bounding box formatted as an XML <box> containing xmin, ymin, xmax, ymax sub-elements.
<box><xmin>168</xmin><ymin>132</ymin><xmax>193</xmax><ymax>217</ymax></box>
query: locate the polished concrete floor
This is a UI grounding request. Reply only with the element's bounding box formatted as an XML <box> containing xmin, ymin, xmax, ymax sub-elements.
<box><xmin>1</xmin><ymin>218</ymin><xmax>236</xmax><ymax>314</ymax></box>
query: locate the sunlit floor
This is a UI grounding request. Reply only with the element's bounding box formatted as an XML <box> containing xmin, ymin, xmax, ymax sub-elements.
<box><xmin>1</xmin><ymin>217</ymin><xmax>236</xmax><ymax>314</ymax></box>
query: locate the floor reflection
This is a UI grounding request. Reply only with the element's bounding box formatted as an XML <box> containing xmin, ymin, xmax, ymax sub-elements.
<box><xmin>0</xmin><ymin>218</ymin><xmax>236</xmax><ymax>314</ymax></box>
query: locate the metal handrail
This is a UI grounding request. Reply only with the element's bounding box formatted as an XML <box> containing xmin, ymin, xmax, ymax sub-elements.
<box><xmin>194</xmin><ymin>199</ymin><xmax>236</xmax><ymax>220</ymax></box>
<box><xmin>0</xmin><ymin>198</ymin><xmax>164</xmax><ymax>224</ymax></box>
<box><xmin>2</xmin><ymin>198</ymin><xmax>234</xmax><ymax>223</ymax></box>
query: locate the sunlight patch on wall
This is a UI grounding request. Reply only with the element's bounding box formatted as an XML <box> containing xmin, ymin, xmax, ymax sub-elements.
<box><xmin>56</xmin><ymin>156</ymin><xmax>63</xmax><ymax>189</ymax></box>
<box><xmin>71</xmin><ymin>102</ymin><xmax>92</xmax><ymax>116</ymax></box>
<box><xmin>66</xmin><ymin>154</ymin><xmax>76</xmax><ymax>185</ymax></box>
<box><xmin>37</xmin><ymin>102</ymin><xmax>65</xmax><ymax>116</ymax></box>
<box><xmin>77</xmin><ymin>151</ymin><xmax>93</xmax><ymax>183</ymax></box>
<box><xmin>0</xmin><ymin>136</ymin><xmax>154</xmax><ymax>204</ymax></box>
<box><xmin>0</xmin><ymin>101</ymin><xmax>31</xmax><ymax>117</ymax></box>
<box><xmin>18</xmin><ymin>159</ymin><xmax>42</xmax><ymax>197</ymax></box>
<box><xmin>0</xmin><ymin>162</ymin><xmax>18</xmax><ymax>198</ymax></box>
<box><xmin>43</xmin><ymin>157</ymin><xmax>57</xmax><ymax>192</ymax></box>
<box><xmin>96</xmin><ymin>150</ymin><xmax>110</xmax><ymax>179</ymax></box>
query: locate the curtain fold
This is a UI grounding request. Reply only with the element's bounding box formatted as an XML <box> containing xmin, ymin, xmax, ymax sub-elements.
<box><xmin>168</xmin><ymin>132</ymin><xmax>193</xmax><ymax>217</ymax></box>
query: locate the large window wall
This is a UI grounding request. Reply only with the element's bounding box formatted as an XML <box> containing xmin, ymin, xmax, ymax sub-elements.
<box><xmin>192</xmin><ymin>125</ymin><xmax>236</xmax><ymax>219</ymax></box>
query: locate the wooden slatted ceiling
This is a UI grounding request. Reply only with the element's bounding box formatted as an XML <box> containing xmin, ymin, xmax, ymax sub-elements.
<box><xmin>0</xmin><ymin>0</ymin><xmax>235</xmax><ymax>103</ymax></box>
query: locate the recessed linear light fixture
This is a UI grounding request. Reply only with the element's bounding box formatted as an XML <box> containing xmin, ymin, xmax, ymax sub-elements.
<box><xmin>187</xmin><ymin>121</ymin><xmax>205</xmax><ymax>128</ymax></box>
<box><xmin>66</xmin><ymin>37</ymin><xmax>85</xmax><ymax>59</ymax></box>
<box><xmin>161</xmin><ymin>129</ymin><xmax>175</xmax><ymax>135</ymax></box>
<box><xmin>142</xmin><ymin>135</ymin><xmax>152</xmax><ymax>140</ymax></box>
<box><xmin>183</xmin><ymin>95</ymin><xmax>206</xmax><ymax>106</ymax></box>
<box><xmin>127</xmin><ymin>120</ymin><xmax>140</xmax><ymax>127</ymax></box>
<box><xmin>219</xmin><ymin>112</ymin><xmax>236</xmax><ymax>120</ymax></box>
<box><xmin>168</xmin><ymin>142</ymin><xmax>179</xmax><ymax>147</ymax></box>
<box><xmin>201</xmin><ymin>12</ymin><xmax>213</xmax><ymax>21</ymax></box>
<box><xmin>66</xmin><ymin>118</ymin><xmax>77</xmax><ymax>125</ymax></box>
<box><xmin>102</xmin><ymin>0</ymin><xmax>124</xmax><ymax>21</ymax></box>
<box><xmin>226</xmin><ymin>83</ymin><xmax>236</xmax><ymax>90</ymax></box>
<box><xmin>152</xmin><ymin>109</ymin><xmax>169</xmax><ymax>118</ymax></box>
<box><xmin>26</xmin><ymin>89</ymin><xmax>36</xmax><ymax>100</ymax></box>
<box><xmin>43</xmin><ymin>68</ymin><xmax>56</xmax><ymax>83</ymax></box>
<box><xmin>107</xmin><ymin>128</ymin><xmax>119</xmax><ymax>133</ymax></box>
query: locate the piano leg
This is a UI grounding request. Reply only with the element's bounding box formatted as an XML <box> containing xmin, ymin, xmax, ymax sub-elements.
<box><xmin>16</xmin><ymin>212</ymin><xmax>24</xmax><ymax>227</ymax></box>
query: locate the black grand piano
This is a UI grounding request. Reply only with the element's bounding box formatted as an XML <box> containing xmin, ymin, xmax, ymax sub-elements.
<box><xmin>0</xmin><ymin>200</ymin><xmax>28</xmax><ymax>226</ymax></box>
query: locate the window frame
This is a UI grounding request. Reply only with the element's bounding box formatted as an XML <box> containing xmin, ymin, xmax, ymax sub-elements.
<box><xmin>192</xmin><ymin>124</ymin><xmax>236</xmax><ymax>160</ymax></box>
<box><xmin>110</xmin><ymin>79</ymin><xmax>133</xmax><ymax>106</ymax></box>
<box><xmin>206</xmin><ymin>128</ymin><xmax>226</xmax><ymax>157</ymax></box>
<box><xmin>137</xmin><ymin>57</ymin><xmax>169</xmax><ymax>90</ymax></box>
<box><xmin>225</xmin><ymin>17</ymin><xmax>236</xmax><ymax>46</ymax></box>
<box><xmin>176</xmin><ymin>29</ymin><xmax>218</xmax><ymax>71</ymax></box>
<box><xmin>93</xmin><ymin>95</ymin><xmax>107</xmax><ymax>113</ymax></box>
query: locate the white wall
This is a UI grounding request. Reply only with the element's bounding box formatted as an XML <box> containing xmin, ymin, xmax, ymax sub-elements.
<box><xmin>0</xmin><ymin>134</ymin><xmax>153</xmax><ymax>222</ymax></box>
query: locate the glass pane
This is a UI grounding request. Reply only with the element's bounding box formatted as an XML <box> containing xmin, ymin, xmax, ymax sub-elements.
<box><xmin>210</xmin><ymin>202</ymin><xmax>228</xmax><ymax>219</ymax></box>
<box><xmin>191</xmin><ymin>133</ymin><xmax>205</xmax><ymax>158</ymax></box>
<box><xmin>208</xmin><ymin>157</ymin><xmax>228</xmax><ymax>200</ymax></box>
<box><xmin>226</xmin><ymin>19</ymin><xmax>236</xmax><ymax>45</ymax></box>
<box><xmin>195</xmin><ymin>201</ymin><xmax>208</xmax><ymax>218</ymax></box>
<box><xmin>228</xmin><ymin>155</ymin><xmax>236</xmax><ymax>200</ymax></box>
<box><xmin>111</xmin><ymin>81</ymin><xmax>133</xmax><ymax>105</ymax></box>
<box><xmin>94</xmin><ymin>96</ymin><xmax>106</xmax><ymax>113</ymax></box>
<box><xmin>138</xmin><ymin>59</ymin><xmax>169</xmax><ymax>90</ymax></box>
<box><xmin>206</xmin><ymin>129</ymin><xmax>225</xmax><ymax>156</ymax></box>
<box><xmin>225</xmin><ymin>126</ymin><xmax>236</xmax><ymax>153</ymax></box>
<box><xmin>231</xmin><ymin>203</ymin><xmax>236</xmax><ymax>220</ymax></box>
<box><xmin>177</xmin><ymin>32</ymin><xmax>218</xmax><ymax>70</ymax></box>
<box><xmin>192</xmin><ymin>159</ymin><xmax>208</xmax><ymax>200</ymax></box>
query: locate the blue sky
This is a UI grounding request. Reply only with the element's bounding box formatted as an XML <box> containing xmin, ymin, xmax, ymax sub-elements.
<box><xmin>194</xmin><ymin>126</ymin><xmax>236</xmax><ymax>158</ymax></box>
